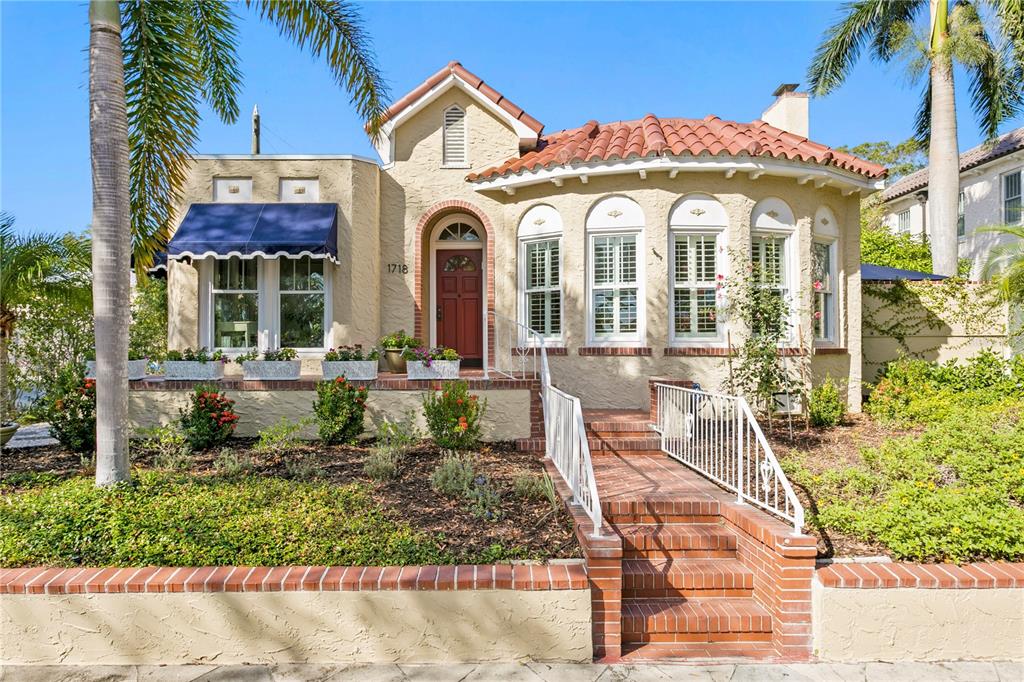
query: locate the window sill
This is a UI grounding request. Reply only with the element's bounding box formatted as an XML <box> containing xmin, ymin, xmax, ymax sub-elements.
<box><xmin>578</xmin><ymin>347</ymin><xmax>652</xmax><ymax>357</ymax></box>
<box><xmin>663</xmin><ymin>347</ymin><xmax>735</xmax><ymax>357</ymax></box>
<box><xmin>440</xmin><ymin>164</ymin><xmax>471</xmax><ymax>170</ymax></box>
<box><xmin>813</xmin><ymin>347</ymin><xmax>848</xmax><ymax>355</ymax></box>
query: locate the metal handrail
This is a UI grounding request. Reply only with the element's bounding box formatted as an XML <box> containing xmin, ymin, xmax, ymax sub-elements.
<box><xmin>651</xmin><ymin>383</ymin><xmax>804</xmax><ymax>533</ymax></box>
<box><xmin>484</xmin><ymin>310</ymin><xmax>550</xmax><ymax>391</ymax></box>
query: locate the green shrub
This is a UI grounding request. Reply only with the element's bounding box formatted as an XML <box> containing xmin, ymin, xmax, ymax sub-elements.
<box><xmin>313</xmin><ymin>378</ymin><xmax>367</xmax><ymax>444</ymax></box>
<box><xmin>376</xmin><ymin>412</ymin><xmax>420</xmax><ymax>451</ymax></box>
<box><xmin>512</xmin><ymin>471</ymin><xmax>558</xmax><ymax>509</ymax></box>
<box><xmin>129</xmin><ymin>277</ymin><xmax>167</xmax><ymax>362</ymax></box>
<box><xmin>324</xmin><ymin>345</ymin><xmax>379</xmax><ymax>361</ymax></box>
<box><xmin>164</xmin><ymin>347</ymin><xmax>225</xmax><ymax>363</ymax></box>
<box><xmin>363</xmin><ymin>446</ymin><xmax>402</xmax><ymax>481</ymax></box>
<box><xmin>0</xmin><ymin>471</ymin><xmax>446</xmax><ymax>567</ymax></box>
<box><xmin>808</xmin><ymin>375</ymin><xmax>845</xmax><ymax>427</ymax></box>
<box><xmin>284</xmin><ymin>456</ymin><xmax>322</xmax><ymax>481</ymax></box>
<box><xmin>466</xmin><ymin>475</ymin><xmax>502</xmax><ymax>521</ymax></box>
<box><xmin>254</xmin><ymin>416</ymin><xmax>309</xmax><ymax>456</ymax></box>
<box><xmin>378</xmin><ymin>329</ymin><xmax>421</xmax><ymax>349</ymax></box>
<box><xmin>178</xmin><ymin>385</ymin><xmax>238</xmax><ymax>451</ymax></box>
<box><xmin>430</xmin><ymin>451</ymin><xmax>476</xmax><ymax>497</ymax></box>
<box><xmin>422</xmin><ymin>381</ymin><xmax>485</xmax><ymax>449</ymax></box>
<box><xmin>47</xmin><ymin>367</ymin><xmax>95</xmax><ymax>455</ymax></box>
<box><xmin>214</xmin><ymin>448</ymin><xmax>254</xmax><ymax>477</ymax></box>
<box><xmin>136</xmin><ymin>424</ymin><xmax>189</xmax><ymax>471</ymax></box>
<box><xmin>234</xmin><ymin>347</ymin><xmax>298</xmax><ymax>363</ymax></box>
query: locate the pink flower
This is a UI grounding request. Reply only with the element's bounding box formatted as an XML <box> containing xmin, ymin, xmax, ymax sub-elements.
<box><xmin>813</xmin><ymin>311</ymin><xmax>822</xmax><ymax>320</ymax></box>
<box><xmin>813</xmin><ymin>280</ymin><xmax>822</xmax><ymax>291</ymax></box>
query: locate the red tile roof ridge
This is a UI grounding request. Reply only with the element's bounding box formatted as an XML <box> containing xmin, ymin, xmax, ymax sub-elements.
<box><xmin>469</xmin><ymin>114</ymin><xmax>886</xmax><ymax>182</ymax></box>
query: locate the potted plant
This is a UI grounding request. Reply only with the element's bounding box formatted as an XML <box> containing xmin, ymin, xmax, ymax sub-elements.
<box><xmin>236</xmin><ymin>347</ymin><xmax>301</xmax><ymax>381</ymax></box>
<box><xmin>404</xmin><ymin>346</ymin><xmax>461</xmax><ymax>380</ymax></box>
<box><xmin>379</xmin><ymin>330</ymin><xmax>423</xmax><ymax>374</ymax></box>
<box><xmin>322</xmin><ymin>345</ymin><xmax>379</xmax><ymax>381</ymax></box>
<box><xmin>163</xmin><ymin>347</ymin><xmax>228</xmax><ymax>381</ymax></box>
<box><xmin>85</xmin><ymin>349</ymin><xmax>148</xmax><ymax>381</ymax></box>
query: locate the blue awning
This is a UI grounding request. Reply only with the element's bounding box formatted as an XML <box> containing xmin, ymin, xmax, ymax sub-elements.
<box><xmin>167</xmin><ymin>203</ymin><xmax>338</xmax><ymax>262</ymax></box>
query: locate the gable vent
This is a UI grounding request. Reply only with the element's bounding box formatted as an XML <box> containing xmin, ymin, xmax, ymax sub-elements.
<box><xmin>443</xmin><ymin>105</ymin><xmax>467</xmax><ymax>166</ymax></box>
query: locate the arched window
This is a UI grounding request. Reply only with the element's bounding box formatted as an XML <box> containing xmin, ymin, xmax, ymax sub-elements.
<box><xmin>437</xmin><ymin>222</ymin><xmax>480</xmax><ymax>242</ymax></box>
<box><xmin>518</xmin><ymin>205</ymin><xmax>563</xmax><ymax>339</ymax></box>
<box><xmin>750</xmin><ymin>197</ymin><xmax>797</xmax><ymax>337</ymax></box>
<box><xmin>669</xmin><ymin>194</ymin><xmax>727</xmax><ymax>342</ymax></box>
<box><xmin>586</xmin><ymin>196</ymin><xmax>645</xmax><ymax>344</ymax></box>
<box><xmin>442</xmin><ymin>105</ymin><xmax>467</xmax><ymax>167</ymax></box>
<box><xmin>812</xmin><ymin>206</ymin><xmax>839</xmax><ymax>343</ymax></box>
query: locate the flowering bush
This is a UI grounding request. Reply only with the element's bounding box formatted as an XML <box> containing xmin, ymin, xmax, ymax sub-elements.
<box><xmin>178</xmin><ymin>385</ymin><xmax>238</xmax><ymax>451</ymax></box>
<box><xmin>379</xmin><ymin>329</ymin><xmax>422</xmax><ymax>349</ymax></box>
<box><xmin>401</xmin><ymin>346</ymin><xmax>460</xmax><ymax>366</ymax></box>
<box><xmin>313</xmin><ymin>377</ymin><xmax>368</xmax><ymax>444</ymax></box>
<box><xmin>48</xmin><ymin>366</ymin><xmax>96</xmax><ymax>454</ymax></box>
<box><xmin>165</xmin><ymin>347</ymin><xmax>226</xmax><ymax>363</ymax></box>
<box><xmin>422</xmin><ymin>380</ymin><xmax>485</xmax><ymax>449</ymax></box>
<box><xmin>324</xmin><ymin>345</ymin><xmax>380</xmax><ymax>361</ymax></box>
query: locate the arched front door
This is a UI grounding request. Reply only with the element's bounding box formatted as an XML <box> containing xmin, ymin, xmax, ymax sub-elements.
<box><xmin>431</xmin><ymin>218</ymin><xmax>484</xmax><ymax>365</ymax></box>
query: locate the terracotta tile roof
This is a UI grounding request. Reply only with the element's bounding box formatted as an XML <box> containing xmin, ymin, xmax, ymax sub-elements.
<box><xmin>381</xmin><ymin>61</ymin><xmax>543</xmax><ymax>134</ymax></box>
<box><xmin>467</xmin><ymin>114</ymin><xmax>886</xmax><ymax>182</ymax></box>
<box><xmin>881</xmin><ymin>126</ymin><xmax>1024</xmax><ymax>202</ymax></box>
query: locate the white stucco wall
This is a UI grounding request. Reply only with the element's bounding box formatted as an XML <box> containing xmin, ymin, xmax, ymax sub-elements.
<box><xmin>0</xmin><ymin>590</ymin><xmax>592</xmax><ymax>665</ymax></box>
<box><xmin>129</xmin><ymin>387</ymin><xmax>532</xmax><ymax>441</ymax></box>
<box><xmin>812</xmin><ymin>579</ymin><xmax>1024</xmax><ymax>662</ymax></box>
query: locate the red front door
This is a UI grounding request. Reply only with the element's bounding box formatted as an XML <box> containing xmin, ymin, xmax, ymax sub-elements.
<box><xmin>436</xmin><ymin>249</ymin><xmax>483</xmax><ymax>362</ymax></box>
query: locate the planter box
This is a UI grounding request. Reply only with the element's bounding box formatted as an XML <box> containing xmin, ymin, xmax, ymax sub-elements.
<box><xmin>321</xmin><ymin>360</ymin><xmax>377</xmax><ymax>381</ymax></box>
<box><xmin>86</xmin><ymin>359</ymin><xmax>148</xmax><ymax>381</ymax></box>
<box><xmin>241</xmin><ymin>360</ymin><xmax>302</xmax><ymax>381</ymax></box>
<box><xmin>163</xmin><ymin>361</ymin><xmax>225</xmax><ymax>381</ymax></box>
<box><xmin>407</xmin><ymin>359</ymin><xmax>461</xmax><ymax>380</ymax></box>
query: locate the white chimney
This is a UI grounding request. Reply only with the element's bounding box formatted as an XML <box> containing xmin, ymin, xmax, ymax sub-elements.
<box><xmin>251</xmin><ymin>105</ymin><xmax>261</xmax><ymax>155</ymax></box>
<box><xmin>761</xmin><ymin>84</ymin><xmax>808</xmax><ymax>138</ymax></box>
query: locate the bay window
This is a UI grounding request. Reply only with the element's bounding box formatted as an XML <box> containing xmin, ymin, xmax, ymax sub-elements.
<box><xmin>751</xmin><ymin>233</ymin><xmax>789</xmax><ymax>336</ymax></box>
<box><xmin>212</xmin><ymin>257</ymin><xmax>258</xmax><ymax>350</ymax></box>
<box><xmin>523</xmin><ymin>239</ymin><xmax>561</xmax><ymax>338</ymax></box>
<box><xmin>812</xmin><ymin>241</ymin><xmax>835</xmax><ymax>342</ymax></box>
<box><xmin>1003</xmin><ymin>170</ymin><xmax>1021</xmax><ymax>224</ymax></box>
<box><xmin>672</xmin><ymin>233</ymin><xmax>719</xmax><ymax>339</ymax></box>
<box><xmin>590</xmin><ymin>234</ymin><xmax>639</xmax><ymax>341</ymax></box>
<box><xmin>279</xmin><ymin>257</ymin><xmax>326</xmax><ymax>348</ymax></box>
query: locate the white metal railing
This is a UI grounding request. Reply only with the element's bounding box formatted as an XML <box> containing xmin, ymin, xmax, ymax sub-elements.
<box><xmin>545</xmin><ymin>385</ymin><xmax>604</xmax><ymax>537</ymax></box>
<box><xmin>484</xmin><ymin>311</ymin><xmax>602</xmax><ymax>536</ymax></box>
<box><xmin>651</xmin><ymin>383</ymin><xmax>804</xmax><ymax>533</ymax></box>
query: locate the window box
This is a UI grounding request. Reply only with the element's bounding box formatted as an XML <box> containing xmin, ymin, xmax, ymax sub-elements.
<box><xmin>164</xmin><ymin>361</ymin><xmax>226</xmax><ymax>381</ymax></box>
<box><xmin>321</xmin><ymin>360</ymin><xmax>377</xmax><ymax>381</ymax></box>
<box><xmin>241</xmin><ymin>360</ymin><xmax>301</xmax><ymax>381</ymax></box>
<box><xmin>407</xmin><ymin>359</ymin><xmax>461</xmax><ymax>380</ymax></box>
<box><xmin>86</xmin><ymin>359</ymin><xmax>148</xmax><ymax>381</ymax></box>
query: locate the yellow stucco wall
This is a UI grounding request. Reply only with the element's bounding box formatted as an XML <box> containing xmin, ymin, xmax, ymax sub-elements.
<box><xmin>0</xmin><ymin>589</ymin><xmax>593</xmax><ymax>665</ymax></box>
<box><xmin>812</xmin><ymin>580</ymin><xmax>1024</xmax><ymax>661</ymax></box>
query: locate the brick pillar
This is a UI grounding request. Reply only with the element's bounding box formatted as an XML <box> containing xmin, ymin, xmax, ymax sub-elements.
<box><xmin>648</xmin><ymin>376</ymin><xmax>694</xmax><ymax>424</ymax></box>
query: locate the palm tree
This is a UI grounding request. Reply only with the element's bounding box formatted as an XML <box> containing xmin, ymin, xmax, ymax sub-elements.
<box><xmin>980</xmin><ymin>225</ymin><xmax>1024</xmax><ymax>304</ymax></box>
<box><xmin>0</xmin><ymin>214</ymin><xmax>91</xmax><ymax>427</ymax></box>
<box><xmin>89</xmin><ymin>0</ymin><xmax>388</xmax><ymax>484</ymax></box>
<box><xmin>808</xmin><ymin>0</ymin><xmax>1024</xmax><ymax>277</ymax></box>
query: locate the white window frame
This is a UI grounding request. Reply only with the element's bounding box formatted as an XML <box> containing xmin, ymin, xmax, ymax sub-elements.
<box><xmin>1002</xmin><ymin>170</ymin><xmax>1022</xmax><ymax>225</ymax></box>
<box><xmin>519</xmin><ymin>236</ymin><xmax>563</xmax><ymax>343</ymax></box>
<box><xmin>897</xmin><ymin>209</ymin><xmax>911</xmax><ymax>234</ymax></box>
<box><xmin>199</xmin><ymin>256</ymin><xmax>332</xmax><ymax>355</ymax></box>
<box><xmin>670</xmin><ymin>229</ymin><xmax>724</xmax><ymax>345</ymax></box>
<box><xmin>750</xmin><ymin>230</ymin><xmax>797</xmax><ymax>342</ymax></box>
<box><xmin>811</xmin><ymin>239</ymin><xmax>837</xmax><ymax>344</ymax></box>
<box><xmin>957</xmin><ymin>191</ymin><xmax>966</xmax><ymax>239</ymax></box>
<box><xmin>441</xmin><ymin>104</ymin><xmax>468</xmax><ymax>169</ymax></box>
<box><xmin>587</xmin><ymin>230</ymin><xmax>645</xmax><ymax>346</ymax></box>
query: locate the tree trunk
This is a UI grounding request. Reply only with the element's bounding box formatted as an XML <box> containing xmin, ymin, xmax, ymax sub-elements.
<box><xmin>0</xmin><ymin>323</ymin><xmax>11</xmax><ymax>424</ymax></box>
<box><xmin>89</xmin><ymin>0</ymin><xmax>131</xmax><ymax>485</ymax></box>
<box><xmin>929</xmin><ymin>0</ymin><xmax>960</xmax><ymax>277</ymax></box>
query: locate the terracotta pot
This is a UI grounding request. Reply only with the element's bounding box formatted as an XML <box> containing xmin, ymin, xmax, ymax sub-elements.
<box><xmin>384</xmin><ymin>348</ymin><xmax>407</xmax><ymax>374</ymax></box>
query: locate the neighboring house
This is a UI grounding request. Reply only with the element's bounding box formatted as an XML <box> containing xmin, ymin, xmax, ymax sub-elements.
<box><xmin>163</xmin><ymin>63</ymin><xmax>885</xmax><ymax>410</ymax></box>
<box><xmin>880</xmin><ymin>127</ymin><xmax>1024</xmax><ymax>277</ymax></box>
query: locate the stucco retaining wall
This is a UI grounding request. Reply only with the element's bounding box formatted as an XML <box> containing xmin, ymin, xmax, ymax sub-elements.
<box><xmin>129</xmin><ymin>385</ymin><xmax>533</xmax><ymax>441</ymax></box>
<box><xmin>1</xmin><ymin>589</ymin><xmax>591</xmax><ymax>665</ymax></box>
<box><xmin>812</xmin><ymin>568</ymin><xmax>1024</xmax><ymax>662</ymax></box>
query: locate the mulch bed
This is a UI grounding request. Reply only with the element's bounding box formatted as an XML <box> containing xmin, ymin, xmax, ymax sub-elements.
<box><xmin>0</xmin><ymin>440</ymin><xmax>581</xmax><ymax>563</ymax></box>
<box><xmin>765</xmin><ymin>413</ymin><xmax>918</xmax><ymax>559</ymax></box>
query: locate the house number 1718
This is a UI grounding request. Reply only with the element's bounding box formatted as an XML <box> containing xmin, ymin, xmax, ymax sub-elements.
<box><xmin>387</xmin><ymin>263</ymin><xmax>408</xmax><ymax>274</ymax></box>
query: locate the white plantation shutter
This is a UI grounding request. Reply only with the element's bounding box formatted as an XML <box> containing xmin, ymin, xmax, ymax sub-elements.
<box><xmin>673</xmin><ymin>234</ymin><xmax>719</xmax><ymax>338</ymax></box>
<box><xmin>443</xmin><ymin>106</ymin><xmax>467</xmax><ymax>166</ymax></box>
<box><xmin>591</xmin><ymin>235</ymin><xmax>638</xmax><ymax>337</ymax></box>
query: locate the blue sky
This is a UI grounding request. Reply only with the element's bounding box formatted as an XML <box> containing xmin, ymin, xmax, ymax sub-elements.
<box><xmin>3</xmin><ymin>1</ymin><xmax>1023</xmax><ymax>236</ymax></box>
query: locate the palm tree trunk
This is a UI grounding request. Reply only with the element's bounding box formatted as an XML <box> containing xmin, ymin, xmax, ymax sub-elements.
<box><xmin>929</xmin><ymin>0</ymin><xmax>960</xmax><ymax>277</ymax></box>
<box><xmin>89</xmin><ymin>0</ymin><xmax>131</xmax><ymax>485</ymax></box>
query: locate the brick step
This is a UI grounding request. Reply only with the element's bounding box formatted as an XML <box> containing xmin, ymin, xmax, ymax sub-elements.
<box><xmin>621</xmin><ymin>598</ymin><xmax>772</xmax><ymax>643</ymax></box>
<box><xmin>619</xmin><ymin>641</ymin><xmax>777</xmax><ymax>660</ymax></box>
<box><xmin>622</xmin><ymin>559</ymin><xmax>754</xmax><ymax>598</ymax></box>
<box><xmin>602</xmin><ymin>497</ymin><xmax>721</xmax><ymax>524</ymax></box>
<box><xmin>514</xmin><ymin>437</ymin><xmax>664</xmax><ymax>456</ymax></box>
<box><xmin>586</xmin><ymin>427</ymin><xmax>653</xmax><ymax>439</ymax></box>
<box><xmin>616</xmin><ymin>523</ymin><xmax>737</xmax><ymax>558</ymax></box>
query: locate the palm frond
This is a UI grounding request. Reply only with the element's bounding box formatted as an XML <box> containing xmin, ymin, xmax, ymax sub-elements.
<box><xmin>976</xmin><ymin>225</ymin><xmax>1024</xmax><ymax>303</ymax></box>
<box><xmin>807</xmin><ymin>0</ymin><xmax>925</xmax><ymax>96</ymax></box>
<box><xmin>186</xmin><ymin>0</ymin><xmax>243</xmax><ymax>124</ymax></box>
<box><xmin>121</xmin><ymin>0</ymin><xmax>204</xmax><ymax>271</ymax></box>
<box><xmin>956</xmin><ymin>2</ymin><xmax>1024</xmax><ymax>139</ymax></box>
<box><xmin>246</xmin><ymin>0</ymin><xmax>389</xmax><ymax>139</ymax></box>
<box><xmin>914</xmin><ymin>78</ymin><xmax>933</xmax><ymax>143</ymax></box>
<box><xmin>0</xmin><ymin>213</ymin><xmax>92</xmax><ymax>316</ymax></box>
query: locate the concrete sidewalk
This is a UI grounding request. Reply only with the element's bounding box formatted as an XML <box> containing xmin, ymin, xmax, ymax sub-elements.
<box><xmin>1</xmin><ymin>661</ymin><xmax>1020</xmax><ymax>681</ymax></box>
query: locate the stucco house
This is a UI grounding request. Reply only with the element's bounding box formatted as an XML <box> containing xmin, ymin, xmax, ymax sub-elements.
<box><xmin>880</xmin><ymin>126</ymin><xmax>1024</xmax><ymax>278</ymax></box>
<box><xmin>163</xmin><ymin>62</ymin><xmax>885</xmax><ymax>411</ymax></box>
